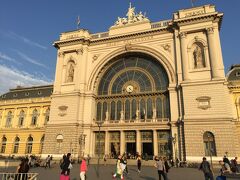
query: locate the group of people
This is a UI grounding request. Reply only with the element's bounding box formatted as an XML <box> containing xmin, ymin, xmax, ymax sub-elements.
<box><xmin>59</xmin><ymin>153</ymin><xmax>88</xmax><ymax>180</ymax></box>
<box><xmin>199</xmin><ymin>156</ymin><xmax>239</xmax><ymax>180</ymax></box>
<box><xmin>154</xmin><ymin>156</ymin><xmax>171</xmax><ymax>180</ymax></box>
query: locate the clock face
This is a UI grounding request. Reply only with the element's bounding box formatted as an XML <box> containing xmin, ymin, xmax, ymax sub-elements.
<box><xmin>126</xmin><ymin>85</ymin><xmax>134</xmax><ymax>93</ymax></box>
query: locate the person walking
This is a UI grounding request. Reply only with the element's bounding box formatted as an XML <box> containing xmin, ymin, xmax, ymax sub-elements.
<box><xmin>112</xmin><ymin>155</ymin><xmax>125</xmax><ymax>180</ymax></box>
<box><xmin>80</xmin><ymin>156</ymin><xmax>88</xmax><ymax>180</ymax></box>
<box><xmin>199</xmin><ymin>157</ymin><xmax>214</xmax><ymax>180</ymax></box>
<box><xmin>137</xmin><ymin>155</ymin><xmax>142</xmax><ymax>173</ymax></box>
<box><xmin>45</xmin><ymin>155</ymin><xmax>51</xmax><ymax>169</ymax></box>
<box><xmin>163</xmin><ymin>157</ymin><xmax>170</xmax><ymax>180</ymax></box>
<box><xmin>103</xmin><ymin>154</ymin><xmax>107</xmax><ymax>166</ymax></box>
<box><xmin>154</xmin><ymin>156</ymin><xmax>167</xmax><ymax>180</ymax></box>
<box><xmin>60</xmin><ymin>153</ymin><xmax>72</xmax><ymax>180</ymax></box>
<box><xmin>16</xmin><ymin>158</ymin><xmax>30</xmax><ymax>180</ymax></box>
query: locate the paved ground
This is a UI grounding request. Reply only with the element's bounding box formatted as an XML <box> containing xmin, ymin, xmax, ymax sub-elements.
<box><xmin>0</xmin><ymin>163</ymin><xmax>209</xmax><ymax>180</ymax></box>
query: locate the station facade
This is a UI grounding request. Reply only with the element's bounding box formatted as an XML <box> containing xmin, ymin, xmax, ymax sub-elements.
<box><xmin>1</xmin><ymin>4</ymin><xmax>239</xmax><ymax>162</ymax></box>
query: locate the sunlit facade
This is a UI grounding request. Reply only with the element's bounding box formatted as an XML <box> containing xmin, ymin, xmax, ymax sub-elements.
<box><xmin>1</xmin><ymin>4</ymin><xmax>239</xmax><ymax>162</ymax></box>
<box><xmin>0</xmin><ymin>85</ymin><xmax>52</xmax><ymax>156</ymax></box>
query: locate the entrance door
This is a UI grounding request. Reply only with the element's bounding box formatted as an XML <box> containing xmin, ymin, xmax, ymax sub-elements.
<box><xmin>142</xmin><ymin>143</ymin><xmax>153</xmax><ymax>157</ymax></box>
<box><xmin>126</xmin><ymin>142</ymin><xmax>136</xmax><ymax>158</ymax></box>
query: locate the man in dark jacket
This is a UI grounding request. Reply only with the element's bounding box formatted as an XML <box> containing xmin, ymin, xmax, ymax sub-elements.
<box><xmin>199</xmin><ymin>157</ymin><xmax>214</xmax><ymax>180</ymax></box>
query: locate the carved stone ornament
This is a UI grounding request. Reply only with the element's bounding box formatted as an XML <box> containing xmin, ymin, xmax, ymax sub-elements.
<box><xmin>207</xmin><ymin>27</ymin><xmax>214</xmax><ymax>34</ymax></box>
<box><xmin>58</xmin><ymin>52</ymin><xmax>64</xmax><ymax>57</ymax></box>
<box><xmin>125</xmin><ymin>43</ymin><xmax>133</xmax><ymax>51</ymax></box>
<box><xmin>162</xmin><ymin>44</ymin><xmax>171</xmax><ymax>53</ymax></box>
<box><xmin>58</xmin><ymin>105</ymin><xmax>68</xmax><ymax>116</ymax></box>
<box><xmin>92</xmin><ymin>55</ymin><xmax>100</xmax><ymax>63</ymax></box>
<box><xmin>113</xmin><ymin>3</ymin><xmax>149</xmax><ymax>27</ymax></box>
<box><xmin>179</xmin><ymin>32</ymin><xmax>187</xmax><ymax>39</ymax></box>
<box><xmin>76</xmin><ymin>48</ymin><xmax>83</xmax><ymax>55</ymax></box>
<box><xmin>196</xmin><ymin>96</ymin><xmax>211</xmax><ymax>110</ymax></box>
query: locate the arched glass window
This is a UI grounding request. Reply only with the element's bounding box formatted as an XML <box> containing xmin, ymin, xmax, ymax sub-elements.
<box><xmin>26</xmin><ymin>136</ymin><xmax>33</xmax><ymax>154</ymax></box>
<box><xmin>110</xmin><ymin>101</ymin><xmax>116</xmax><ymax>120</ymax></box>
<box><xmin>203</xmin><ymin>131</ymin><xmax>217</xmax><ymax>156</ymax></box>
<box><xmin>31</xmin><ymin>109</ymin><xmax>38</xmax><ymax>126</ymax></box>
<box><xmin>116</xmin><ymin>101</ymin><xmax>121</xmax><ymax>120</ymax></box>
<box><xmin>96</xmin><ymin>102</ymin><xmax>102</xmax><ymax>121</ymax></box>
<box><xmin>147</xmin><ymin>98</ymin><xmax>153</xmax><ymax>119</ymax></box>
<box><xmin>125</xmin><ymin>100</ymin><xmax>130</xmax><ymax>120</ymax></box>
<box><xmin>39</xmin><ymin>135</ymin><xmax>44</xmax><ymax>154</ymax></box>
<box><xmin>140</xmin><ymin>99</ymin><xmax>146</xmax><ymax>119</ymax></box>
<box><xmin>1</xmin><ymin>137</ymin><xmax>7</xmax><ymax>153</ymax></box>
<box><xmin>102</xmin><ymin>102</ymin><xmax>107</xmax><ymax>121</ymax></box>
<box><xmin>18</xmin><ymin>110</ymin><xmax>25</xmax><ymax>126</ymax></box>
<box><xmin>13</xmin><ymin>137</ymin><xmax>20</xmax><ymax>154</ymax></box>
<box><xmin>156</xmin><ymin>98</ymin><xmax>163</xmax><ymax>118</ymax></box>
<box><xmin>6</xmin><ymin>111</ymin><xmax>13</xmax><ymax>127</ymax></box>
<box><xmin>131</xmin><ymin>99</ymin><xmax>137</xmax><ymax>120</ymax></box>
<box><xmin>44</xmin><ymin>108</ymin><xmax>50</xmax><ymax>124</ymax></box>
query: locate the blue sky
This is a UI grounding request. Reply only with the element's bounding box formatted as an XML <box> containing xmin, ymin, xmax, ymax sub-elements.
<box><xmin>0</xmin><ymin>0</ymin><xmax>239</xmax><ymax>94</ymax></box>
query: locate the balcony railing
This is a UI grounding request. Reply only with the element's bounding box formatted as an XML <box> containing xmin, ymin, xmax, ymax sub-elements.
<box><xmin>0</xmin><ymin>173</ymin><xmax>38</xmax><ymax>180</ymax></box>
<box><xmin>95</xmin><ymin>118</ymin><xmax>169</xmax><ymax>125</ymax></box>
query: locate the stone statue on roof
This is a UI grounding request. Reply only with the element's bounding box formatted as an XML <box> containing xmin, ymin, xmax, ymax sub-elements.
<box><xmin>113</xmin><ymin>3</ymin><xmax>149</xmax><ymax>27</ymax></box>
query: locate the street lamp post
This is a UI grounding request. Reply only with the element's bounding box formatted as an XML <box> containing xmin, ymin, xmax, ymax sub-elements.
<box><xmin>170</xmin><ymin>134</ymin><xmax>176</xmax><ymax>166</ymax></box>
<box><xmin>96</xmin><ymin>120</ymin><xmax>103</xmax><ymax>175</ymax></box>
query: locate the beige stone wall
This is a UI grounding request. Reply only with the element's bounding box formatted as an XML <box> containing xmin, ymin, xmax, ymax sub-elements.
<box><xmin>42</xmin><ymin>124</ymin><xmax>79</xmax><ymax>157</ymax></box>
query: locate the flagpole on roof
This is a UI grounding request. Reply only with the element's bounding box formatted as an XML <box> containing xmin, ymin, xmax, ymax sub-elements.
<box><xmin>77</xmin><ymin>16</ymin><xmax>80</xmax><ymax>29</ymax></box>
<box><xmin>191</xmin><ymin>0</ymin><xmax>196</xmax><ymax>7</ymax></box>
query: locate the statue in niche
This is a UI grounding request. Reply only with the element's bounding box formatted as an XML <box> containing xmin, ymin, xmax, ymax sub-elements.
<box><xmin>105</xmin><ymin>111</ymin><xmax>109</xmax><ymax>121</ymax></box>
<box><xmin>120</xmin><ymin>110</ymin><xmax>124</xmax><ymax>120</ymax></box>
<box><xmin>153</xmin><ymin>108</ymin><xmax>156</xmax><ymax>119</ymax></box>
<box><xmin>67</xmin><ymin>64</ymin><xmax>74</xmax><ymax>82</ymax></box>
<box><xmin>193</xmin><ymin>46</ymin><xmax>205</xmax><ymax>68</ymax></box>
<box><xmin>136</xmin><ymin>109</ymin><xmax>139</xmax><ymax>119</ymax></box>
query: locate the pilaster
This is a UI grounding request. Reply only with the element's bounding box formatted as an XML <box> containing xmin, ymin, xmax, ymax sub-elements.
<box><xmin>179</xmin><ymin>32</ymin><xmax>189</xmax><ymax>81</ymax></box>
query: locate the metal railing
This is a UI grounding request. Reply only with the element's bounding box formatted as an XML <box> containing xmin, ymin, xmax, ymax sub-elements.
<box><xmin>0</xmin><ymin>173</ymin><xmax>38</xmax><ymax>180</ymax></box>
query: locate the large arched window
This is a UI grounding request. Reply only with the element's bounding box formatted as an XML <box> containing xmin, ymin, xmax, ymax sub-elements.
<box><xmin>1</xmin><ymin>137</ymin><xmax>7</xmax><ymax>153</ymax></box>
<box><xmin>18</xmin><ymin>110</ymin><xmax>25</xmax><ymax>127</ymax></box>
<box><xmin>26</xmin><ymin>136</ymin><xmax>33</xmax><ymax>154</ymax></box>
<box><xmin>31</xmin><ymin>109</ymin><xmax>38</xmax><ymax>126</ymax></box>
<box><xmin>13</xmin><ymin>137</ymin><xmax>20</xmax><ymax>154</ymax></box>
<box><xmin>203</xmin><ymin>131</ymin><xmax>217</xmax><ymax>156</ymax></box>
<box><xmin>6</xmin><ymin>111</ymin><xmax>13</xmax><ymax>127</ymax></box>
<box><xmin>96</xmin><ymin>53</ymin><xmax>170</xmax><ymax>122</ymax></box>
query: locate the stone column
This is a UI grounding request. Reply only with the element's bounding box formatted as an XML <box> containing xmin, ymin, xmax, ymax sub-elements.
<box><xmin>136</xmin><ymin>130</ymin><xmax>141</xmax><ymax>155</ymax></box>
<box><xmin>104</xmin><ymin>131</ymin><xmax>109</xmax><ymax>156</ymax></box>
<box><xmin>120</xmin><ymin>131</ymin><xmax>125</xmax><ymax>155</ymax></box>
<box><xmin>179</xmin><ymin>32</ymin><xmax>189</xmax><ymax>81</ymax></box>
<box><xmin>153</xmin><ymin>130</ymin><xmax>158</xmax><ymax>156</ymax></box>
<box><xmin>206</xmin><ymin>27</ymin><xmax>220</xmax><ymax>78</ymax></box>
